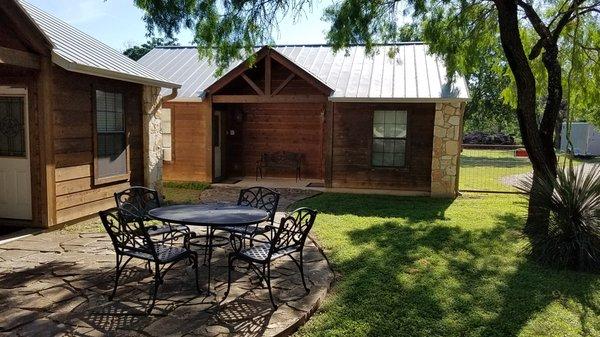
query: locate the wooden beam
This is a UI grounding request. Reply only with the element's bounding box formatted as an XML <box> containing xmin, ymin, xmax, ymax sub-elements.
<box><xmin>270</xmin><ymin>52</ymin><xmax>333</xmax><ymax>96</ymax></box>
<box><xmin>211</xmin><ymin>94</ymin><xmax>328</xmax><ymax>104</ymax></box>
<box><xmin>0</xmin><ymin>2</ymin><xmax>52</xmax><ymax>55</ymax></box>
<box><xmin>0</xmin><ymin>46</ymin><xmax>40</xmax><ymax>69</ymax></box>
<box><xmin>37</xmin><ymin>58</ymin><xmax>56</xmax><ymax>227</ymax></box>
<box><xmin>272</xmin><ymin>73</ymin><xmax>295</xmax><ymax>96</ymax></box>
<box><xmin>241</xmin><ymin>73</ymin><xmax>264</xmax><ymax>96</ymax></box>
<box><xmin>206</xmin><ymin>48</ymin><xmax>269</xmax><ymax>94</ymax></box>
<box><xmin>265</xmin><ymin>53</ymin><xmax>271</xmax><ymax>96</ymax></box>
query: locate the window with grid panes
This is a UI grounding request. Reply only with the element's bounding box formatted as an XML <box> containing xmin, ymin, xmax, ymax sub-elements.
<box><xmin>95</xmin><ymin>90</ymin><xmax>127</xmax><ymax>182</ymax></box>
<box><xmin>372</xmin><ymin>110</ymin><xmax>407</xmax><ymax>167</ymax></box>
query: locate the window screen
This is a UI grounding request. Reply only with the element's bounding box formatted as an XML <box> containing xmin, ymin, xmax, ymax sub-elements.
<box><xmin>95</xmin><ymin>90</ymin><xmax>127</xmax><ymax>180</ymax></box>
<box><xmin>0</xmin><ymin>97</ymin><xmax>26</xmax><ymax>157</ymax></box>
<box><xmin>372</xmin><ymin>110</ymin><xmax>407</xmax><ymax>167</ymax></box>
<box><xmin>161</xmin><ymin>108</ymin><xmax>172</xmax><ymax>161</ymax></box>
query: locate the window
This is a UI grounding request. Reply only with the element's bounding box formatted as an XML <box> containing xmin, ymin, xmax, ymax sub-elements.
<box><xmin>160</xmin><ymin>108</ymin><xmax>172</xmax><ymax>161</ymax></box>
<box><xmin>372</xmin><ymin>110</ymin><xmax>407</xmax><ymax>167</ymax></box>
<box><xmin>0</xmin><ymin>97</ymin><xmax>26</xmax><ymax>157</ymax></box>
<box><xmin>94</xmin><ymin>90</ymin><xmax>128</xmax><ymax>184</ymax></box>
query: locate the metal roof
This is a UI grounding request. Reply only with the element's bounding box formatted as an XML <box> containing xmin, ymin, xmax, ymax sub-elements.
<box><xmin>16</xmin><ymin>0</ymin><xmax>180</xmax><ymax>89</ymax></box>
<box><xmin>138</xmin><ymin>44</ymin><xmax>468</xmax><ymax>101</ymax></box>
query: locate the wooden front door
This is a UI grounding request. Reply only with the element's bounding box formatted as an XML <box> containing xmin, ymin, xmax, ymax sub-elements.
<box><xmin>0</xmin><ymin>87</ymin><xmax>31</xmax><ymax>220</ymax></box>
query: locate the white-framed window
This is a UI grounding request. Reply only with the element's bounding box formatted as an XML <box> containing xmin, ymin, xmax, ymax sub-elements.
<box><xmin>94</xmin><ymin>89</ymin><xmax>129</xmax><ymax>184</ymax></box>
<box><xmin>372</xmin><ymin>110</ymin><xmax>407</xmax><ymax>167</ymax></box>
<box><xmin>161</xmin><ymin>108</ymin><xmax>172</xmax><ymax>161</ymax></box>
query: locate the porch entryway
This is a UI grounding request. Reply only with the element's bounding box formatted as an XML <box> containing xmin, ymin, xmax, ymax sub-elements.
<box><xmin>0</xmin><ymin>86</ymin><xmax>31</xmax><ymax>220</ymax></box>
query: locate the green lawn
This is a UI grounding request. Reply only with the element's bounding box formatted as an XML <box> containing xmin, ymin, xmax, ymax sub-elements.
<box><xmin>295</xmin><ymin>192</ymin><xmax>600</xmax><ymax>337</ymax></box>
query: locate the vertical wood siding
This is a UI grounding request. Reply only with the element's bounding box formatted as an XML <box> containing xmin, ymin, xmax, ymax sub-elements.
<box><xmin>331</xmin><ymin>102</ymin><xmax>435</xmax><ymax>191</ymax></box>
<box><xmin>162</xmin><ymin>100</ymin><xmax>212</xmax><ymax>182</ymax></box>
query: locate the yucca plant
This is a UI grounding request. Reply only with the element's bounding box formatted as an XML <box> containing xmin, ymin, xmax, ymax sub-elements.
<box><xmin>518</xmin><ymin>164</ymin><xmax>600</xmax><ymax>271</ymax></box>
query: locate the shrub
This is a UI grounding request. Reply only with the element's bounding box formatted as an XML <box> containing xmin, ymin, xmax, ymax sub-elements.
<box><xmin>519</xmin><ymin>165</ymin><xmax>600</xmax><ymax>271</ymax></box>
<box><xmin>163</xmin><ymin>181</ymin><xmax>211</xmax><ymax>190</ymax></box>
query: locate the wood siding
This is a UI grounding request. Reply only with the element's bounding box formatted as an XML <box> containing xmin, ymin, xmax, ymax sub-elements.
<box><xmin>331</xmin><ymin>102</ymin><xmax>435</xmax><ymax>191</ymax></box>
<box><xmin>52</xmin><ymin>67</ymin><xmax>144</xmax><ymax>224</ymax></box>
<box><xmin>163</xmin><ymin>100</ymin><xmax>212</xmax><ymax>182</ymax></box>
<box><xmin>223</xmin><ymin>103</ymin><xmax>325</xmax><ymax>179</ymax></box>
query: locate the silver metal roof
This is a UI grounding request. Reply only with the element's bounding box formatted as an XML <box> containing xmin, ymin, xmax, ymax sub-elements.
<box><xmin>138</xmin><ymin>44</ymin><xmax>468</xmax><ymax>101</ymax></box>
<box><xmin>16</xmin><ymin>0</ymin><xmax>179</xmax><ymax>89</ymax></box>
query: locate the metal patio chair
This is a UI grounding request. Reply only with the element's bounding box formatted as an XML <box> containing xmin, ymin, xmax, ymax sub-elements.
<box><xmin>99</xmin><ymin>208</ymin><xmax>200</xmax><ymax>314</ymax></box>
<box><xmin>220</xmin><ymin>186</ymin><xmax>281</xmax><ymax>249</ymax></box>
<box><xmin>114</xmin><ymin>186</ymin><xmax>190</xmax><ymax>245</ymax></box>
<box><xmin>223</xmin><ymin>207</ymin><xmax>317</xmax><ymax>308</ymax></box>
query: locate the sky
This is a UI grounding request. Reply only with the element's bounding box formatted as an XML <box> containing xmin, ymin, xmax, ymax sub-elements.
<box><xmin>26</xmin><ymin>0</ymin><xmax>332</xmax><ymax>52</ymax></box>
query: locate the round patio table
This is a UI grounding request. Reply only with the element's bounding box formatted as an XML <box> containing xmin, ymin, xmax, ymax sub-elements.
<box><xmin>148</xmin><ymin>203</ymin><xmax>269</xmax><ymax>292</ymax></box>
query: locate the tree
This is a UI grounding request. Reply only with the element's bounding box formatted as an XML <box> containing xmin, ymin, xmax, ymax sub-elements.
<box><xmin>133</xmin><ymin>0</ymin><xmax>600</xmax><ymax>244</ymax></box>
<box><xmin>123</xmin><ymin>37</ymin><xmax>179</xmax><ymax>61</ymax></box>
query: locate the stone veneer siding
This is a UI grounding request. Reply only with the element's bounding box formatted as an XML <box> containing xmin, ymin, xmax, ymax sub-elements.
<box><xmin>430</xmin><ymin>102</ymin><xmax>466</xmax><ymax>197</ymax></box>
<box><xmin>142</xmin><ymin>86</ymin><xmax>164</xmax><ymax>193</ymax></box>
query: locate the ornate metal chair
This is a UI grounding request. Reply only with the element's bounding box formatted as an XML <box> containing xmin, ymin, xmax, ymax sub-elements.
<box><xmin>223</xmin><ymin>207</ymin><xmax>317</xmax><ymax>308</ymax></box>
<box><xmin>221</xmin><ymin>186</ymin><xmax>280</xmax><ymax>243</ymax></box>
<box><xmin>99</xmin><ymin>208</ymin><xmax>200</xmax><ymax>314</ymax></box>
<box><xmin>114</xmin><ymin>187</ymin><xmax>190</xmax><ymax>244</ymax></box>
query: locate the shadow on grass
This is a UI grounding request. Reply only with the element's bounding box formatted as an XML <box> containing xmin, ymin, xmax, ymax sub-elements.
<box><xmin>298</xmin><ymin>197</ymin><xmax>600</xmax><ymax>337</ymax></box>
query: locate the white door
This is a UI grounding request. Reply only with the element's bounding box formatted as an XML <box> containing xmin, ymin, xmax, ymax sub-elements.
<box><xmin>0</xmin><ymin>87</ymin><xmax>31</xmax><ymax>220</ymax></box>
<box><xmin>213</xmin><ymin>111</ymin><xmax>222</xmax><ymax>179</ymax></box>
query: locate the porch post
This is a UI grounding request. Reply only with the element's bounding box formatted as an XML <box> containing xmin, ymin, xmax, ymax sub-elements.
<box><xmin>142</xmin><ymin>85</ymin><xmax>164</xmax><ymax>193</ymax></box>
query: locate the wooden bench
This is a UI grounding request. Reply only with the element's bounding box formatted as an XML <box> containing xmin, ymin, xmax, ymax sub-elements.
<box><xmin>256</xmin><ymin>151</ymin><xmax>303</xmax><ymax>181</ymax></box>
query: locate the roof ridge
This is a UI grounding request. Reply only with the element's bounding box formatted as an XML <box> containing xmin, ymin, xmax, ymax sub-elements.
<box><xmin>155</xmin><ymin>42</ymin><xmax>426</xmax><ymax>49</ymax></box>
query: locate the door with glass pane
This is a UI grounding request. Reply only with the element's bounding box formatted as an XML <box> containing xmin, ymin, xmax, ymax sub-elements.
<box><xmin>0</xmin><ymin>89</ymin><xmax>31</xmax><ymax>220</ymax></box>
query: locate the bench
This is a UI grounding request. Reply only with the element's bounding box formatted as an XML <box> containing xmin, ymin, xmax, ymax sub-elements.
<box><xmin>256</xmin><ymin>151</ymin><xmax>303</xmax><ymax>181</ymax></box>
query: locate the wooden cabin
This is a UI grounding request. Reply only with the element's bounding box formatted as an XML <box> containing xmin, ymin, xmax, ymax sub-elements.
<box><xmin>0</xmin><ymin>0</ymin><xmax>179</xmax><ymax>227</ymax></box>
<box><xmin>140</xmin><ymin>45</ymin><xmax>468</xmax><ymax>197</ymax></box>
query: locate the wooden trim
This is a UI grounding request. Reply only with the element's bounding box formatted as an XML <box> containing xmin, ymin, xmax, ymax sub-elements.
<box><xmin>205</xmin><ymin>48</ymin><xmax>269</xmax><ymax>94</ymax></box>
<box><xmin>265</xmin><ymin>53</ymin><xmax>271</xmax><ymax>96</ymax></box>
<box><xmin>92</xmin><ymin>86</ymin><xmax>131</xmax><ymax>186</ymax></box>
<box><xmin>38</xmin><ymin>58</ymin><xmax>55</xmax><ymax>226</ymax></box>
<box><xmin>324</xmin><ymin>102</ymin><xmax>334</xmax><ymax>187</ymax></box>
<box><xmin>272</xmin><ymin>73</ymin><xmax>295</xmax><ymax>96</ymax></box>
<box><xmin>269</xmin><ymin>52</ymin><xmax>333</xmax><ymax>95</ymax></box>
<box><xmin>0</xmin><ymin>1</ymin><xmax>52</xmax><ymax>55</ymax></box>
<box><xmin>211</xmin><ymin>94</ymin><xmax>327</xmax><ymax>104</ymax></box>
<box><xmin>241</xmin><ymin>73</ymin><xmax>264</xmax><ymax>96</ymax></box>
<box><xmin>0</xmin><ymin>47</ymin><xmax>40</xmax><ymax>69</ymax></box>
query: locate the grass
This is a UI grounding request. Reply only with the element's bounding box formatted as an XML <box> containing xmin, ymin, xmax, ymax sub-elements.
<box><xmin>459</xmin><ymin>149</ymin><xmax>599</xmax><ymax>192</ymax></box>
<box><xmin>295</xmin><ymin>192</ymin><xmax>600</xmax><ymax>337</ymax></box>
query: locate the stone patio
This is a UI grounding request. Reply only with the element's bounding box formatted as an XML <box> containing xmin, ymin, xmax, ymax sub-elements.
<box><xmin>0</xmin><ymin>187</ymin><xmax>333</xmax><ymax>336</ymax></box>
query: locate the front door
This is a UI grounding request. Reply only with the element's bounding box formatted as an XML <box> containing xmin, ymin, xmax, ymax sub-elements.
<box><xmin>213</xmin><ymin>111</ymin><xmax>223</xmax><ymax>180</ymax></box>
<box><xmin>0</xmin><ymin>87</ymin><xmax>31</xmax><ymax>220</ymax></box>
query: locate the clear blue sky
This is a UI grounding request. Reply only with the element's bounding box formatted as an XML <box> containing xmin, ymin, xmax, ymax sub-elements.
<box><xmin>27</xmin><ymin>0</ymin><xmax>331</xmax><ymax>51</ymax></box>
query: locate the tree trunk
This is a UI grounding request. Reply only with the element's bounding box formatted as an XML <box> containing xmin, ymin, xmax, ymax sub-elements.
<box><xmin>494</xmin><ymin>0</ymin><xmax>558</xmax><ymax>233</ymax></box>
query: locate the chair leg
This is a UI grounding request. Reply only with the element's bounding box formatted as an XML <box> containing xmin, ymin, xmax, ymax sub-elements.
<box><xmin>266</xmin><ymin>263</ymin><xmax>277</xmax><ymax>309</ymax></box>
<box><xmin>298</xmin><ymin>250</ymin><xmax>310</xmax><ymax>292</ymax></box>
<box><xmin>110</xmin><ymin>255</ymin><xmax>123</xmax><ymax>300</ymax></box>
<box><xmin>223</xmin><ymin>254</ymin><xmax>236</xmax><ymax>301</ymax></box>
<box><xmin>191</xmin><ymin>252</ymin><xmax>201</xmax><ymax>293</ymax></box>
<box><xmin>147</xmin><ymin>262</ymin><xmax>161</xmax><ymax>314</ymax></box>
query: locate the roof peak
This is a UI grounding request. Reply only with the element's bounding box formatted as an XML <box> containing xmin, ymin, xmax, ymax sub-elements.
<box><xmin>155</xmin><ymin>42</ymin><xmax>425</xmax><ymax>49</ymax></box>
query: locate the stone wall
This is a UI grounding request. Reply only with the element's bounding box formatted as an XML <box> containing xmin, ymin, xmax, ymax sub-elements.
<box><xmin>430</xmin><ymin>102</ymin><xmax>466</xmax><ymax>197</ymax></box>
<box><xmin>142</xmin><ymin>86</ymin><xmax>163</xmax><ymax>193</ymax></box>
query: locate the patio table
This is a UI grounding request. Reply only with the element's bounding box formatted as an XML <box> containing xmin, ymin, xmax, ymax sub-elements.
<box><xmin>148</xmin><ymin>203</ymin><xmax>269</xmax><ymax>293</ymax></box>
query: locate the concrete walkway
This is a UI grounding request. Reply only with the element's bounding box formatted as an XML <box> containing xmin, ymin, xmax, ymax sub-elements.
<box><xmin>0</xmin><ymin>187</ymin><xmax>333</xmax><ymax>337</ymax></box>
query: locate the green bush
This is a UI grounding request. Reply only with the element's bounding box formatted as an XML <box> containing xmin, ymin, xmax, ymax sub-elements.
<box><xmin>521</xmin><ymin>165</ymin><xmax>600</xmax><ymax>271</ymax></box>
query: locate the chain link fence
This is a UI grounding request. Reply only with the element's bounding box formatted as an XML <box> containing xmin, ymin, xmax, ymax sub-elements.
<box><xmin>459</xmin><ymin>144</ymin><xmax>531</xmax><ymax>193</ymax></box>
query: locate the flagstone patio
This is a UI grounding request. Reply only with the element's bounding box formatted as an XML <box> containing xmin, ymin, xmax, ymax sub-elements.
<box><xmin>0</xmin><ymin>187</ymin><xmax>333</xmax><ymax>337</ymax></box>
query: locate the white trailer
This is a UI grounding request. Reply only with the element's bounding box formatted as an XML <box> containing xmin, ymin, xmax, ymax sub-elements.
<box><xmin>560</xmin><ymin>122</ymin><xmax>600</xmax><ymax>156</ymax></box>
